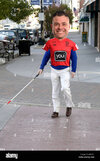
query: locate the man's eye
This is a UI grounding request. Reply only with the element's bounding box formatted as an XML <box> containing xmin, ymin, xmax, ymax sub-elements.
<box><xmin>54</xmin><ymin>23</ymin><xmax>59</xmax><ymax>26</ymax></box>
<box><xmin>62</xmin><ymin>23</ymin><xmax>67</xmax><ymax>26</ymax></box>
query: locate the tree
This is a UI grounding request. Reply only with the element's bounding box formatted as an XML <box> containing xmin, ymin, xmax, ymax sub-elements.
<box><xmin>0</xmin><ymin>0</ymin><xmax>33</xmax><ymax>24</ymax></box>
<box><xmin>9</xmin><ymin>0</ymin><xmax>33</xmax><ymax>24</ymax></box>
<box><xmin>0</xmin><ymin>0</ymin><xmax>12</xmax><ymax>20</ymax></box>
<box><xmin>44</xmin><ymin>4</ymin><xmax>74</xmax><ymax>37</ymax></box>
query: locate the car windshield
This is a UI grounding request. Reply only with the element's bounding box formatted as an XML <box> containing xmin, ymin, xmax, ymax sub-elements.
<box><xmin>18</xmin><ymin>30</ymin><xmax>26</xmax><ymax>35</ymax></box>
<box><xmin>7</xmin><ymin>32</ymin><xmax>15</xmax><ymax>36</ymax></box>
<box><xmin>0</xmin><ymin>34</ymin><xmax>5</xmax><ymax>37</ymax></box>
<box><xmin>12</xmin><ymin>29</ymin><xmax>26</xmax><ymax>35</ymax></box>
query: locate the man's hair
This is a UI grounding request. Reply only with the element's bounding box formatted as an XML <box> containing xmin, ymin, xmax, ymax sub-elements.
<box><xmin>52</xmin><ymin>11</ymin><xmax>69</xmax><ymax>20</ymax></box>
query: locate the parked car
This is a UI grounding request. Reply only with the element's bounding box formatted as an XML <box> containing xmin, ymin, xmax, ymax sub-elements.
<box><xmin>0</xmin><ymin>30</ymin><xmax>16</xmax><ymax>43</ymax></box>
<box><xmin>11</xmin><ymin>28</ymin><xmax>31</xmax><ymax>46</ymax></box>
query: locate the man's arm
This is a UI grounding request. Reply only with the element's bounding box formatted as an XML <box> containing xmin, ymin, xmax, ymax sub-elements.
<box><xmin>38</xmin><ymin>50</ymin><xmax>50</xmax><ymax>74</ymax></box>
<box><xmin>70</xmin><ymin>50</ymin><xmax>77</xmax><ymax>78</ymax></box>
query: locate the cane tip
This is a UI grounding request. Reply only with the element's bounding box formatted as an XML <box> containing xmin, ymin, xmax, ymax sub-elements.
<box><xmin>7</xmin><ymin>100</ymin><xmax>11</xmax><ymax>104</ymax></box>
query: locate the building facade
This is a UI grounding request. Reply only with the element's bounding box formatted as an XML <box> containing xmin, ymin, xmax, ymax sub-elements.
<box><xmin>79</xmin><ymin>0</ymin><xmax>100</xmax><ymax>52</ymax></box>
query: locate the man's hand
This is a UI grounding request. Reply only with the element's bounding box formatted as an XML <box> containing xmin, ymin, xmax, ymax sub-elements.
<box><xmin>38</xmin><ymin>69</ymin><xmax>43</xmax><ymax>75</ymax></box>
<box><xmin>71</xmin><ymin>72</ymin><xmax>75</xmax><ymax>78</ymax></box>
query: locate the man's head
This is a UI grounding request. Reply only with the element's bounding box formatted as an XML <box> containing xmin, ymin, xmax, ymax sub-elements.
<box><xmin>51</xmin><ymin>11</ymin><xmax>70</xmax><ymax>40</ymax></box>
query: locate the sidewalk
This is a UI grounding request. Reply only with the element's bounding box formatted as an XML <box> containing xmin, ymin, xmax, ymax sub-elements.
<box><xmin>0</xmin><ymin>103</ymin><xmax>100</xmax><ymax>151</ymax></box>
<box><xmin>0</xmin><ymin>31</ymin><xmax>100</xmax><ymax>152</ymax></box>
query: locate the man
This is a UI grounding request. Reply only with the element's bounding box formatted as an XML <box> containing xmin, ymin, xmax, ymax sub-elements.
<box><xmin>38</xmin><ymin>11</ymin><xmax>78</xmax><ymax>118</ymax></box>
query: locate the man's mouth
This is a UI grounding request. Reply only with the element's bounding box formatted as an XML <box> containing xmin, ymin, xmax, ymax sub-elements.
<box><xmin>57</xmin><ymin>31</ymin><xmax>64</xmax><ymax>34</ymax></box>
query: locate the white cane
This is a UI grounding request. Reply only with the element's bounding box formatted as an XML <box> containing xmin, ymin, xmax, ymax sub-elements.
<box><xmin>7</xmin><ymin>73</ymin><xmax>39</xmax><ymax>104</ymax></box>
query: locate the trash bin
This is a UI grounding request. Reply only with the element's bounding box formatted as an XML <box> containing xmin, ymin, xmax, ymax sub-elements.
<box><xmin>19</xmin><ymin>40</ymin><xmax>31</xmax><ymax>56</ymax></box>
<box><xmin>82</xmin><ymin>32</ymin><xmax>88</xmax><ymax>43</ymax></box>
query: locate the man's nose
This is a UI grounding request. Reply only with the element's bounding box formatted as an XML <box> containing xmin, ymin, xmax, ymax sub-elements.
<box><xmin>58</xmin><ymin>24</ymin><xmax>63</xmax><ymax>29</ymax></box>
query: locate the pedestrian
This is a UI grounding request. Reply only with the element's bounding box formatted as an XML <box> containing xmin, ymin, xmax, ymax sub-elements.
<box><xmin>38</xmin><ymin>11</ymin><xmax>78</xmax><ymax>118</ymax></box>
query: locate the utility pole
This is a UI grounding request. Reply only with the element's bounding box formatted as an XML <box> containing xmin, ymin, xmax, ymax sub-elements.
<box><xmin>38</xmin><ymin>0</ymin><xmax>45</xmax><ymax>45</ymax></box>
<box><xmin>40</xmin><ymin>0</ymin><xmax>43</xmax><ymax>39</ymax></box>
<box><xmin>71</xmin><ymin>0</ymin><xmax>73</xmax><ymax>29</ymax></box>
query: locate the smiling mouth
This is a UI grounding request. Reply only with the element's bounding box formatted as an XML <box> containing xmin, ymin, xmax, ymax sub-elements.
<box><xmin>57</xmin><ymin>31</ymin><xmax>64</xmax><ymax>34</ymax></box>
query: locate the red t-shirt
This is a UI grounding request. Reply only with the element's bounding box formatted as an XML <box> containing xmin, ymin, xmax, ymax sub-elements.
<box><xmin>42</xmin><ymin>38</ymin><xmax>78</xmax><ymax>66</ymax></box>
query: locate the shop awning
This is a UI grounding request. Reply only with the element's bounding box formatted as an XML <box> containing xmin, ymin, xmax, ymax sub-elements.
<box><xmin>86</xmin><ymin>0</ymin><xmax>100</xmax><ymax>12</ymax></box>
<box><xmin>79</xmin><ymin>16</ymin><xmax>89</xmax><ymax>23</ymax></box>
<box><xmin>84</xmin><ymin>0</ymin><xmax>96</xmax><ymax>7</ymax></box>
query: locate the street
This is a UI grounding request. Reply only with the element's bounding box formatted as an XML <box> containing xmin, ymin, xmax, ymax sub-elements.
<box><xmin>0</xmin><ymin>31</ymin><xmax>100</xmax><ymax>152</ymax></box>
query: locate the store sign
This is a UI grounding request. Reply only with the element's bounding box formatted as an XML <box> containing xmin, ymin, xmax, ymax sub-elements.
<box><xmin>31</xmin><ymin>0</ymin><xmax>40</xmax><ymax>5</ymax></box>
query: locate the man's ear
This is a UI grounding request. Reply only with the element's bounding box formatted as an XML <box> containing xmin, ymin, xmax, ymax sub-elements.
<box><xmin>68</xmin><ymin>24</ymin><xmax>70</xmax><ymax>31</ymax></box>
<box><xmin>50</xmin><ymin>24</ymin><xmax>52</xmax><ymax>28</ymax></box>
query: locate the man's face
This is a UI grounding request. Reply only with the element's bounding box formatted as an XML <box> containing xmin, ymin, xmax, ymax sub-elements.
<box><xmin>52</xmin><ymin>15</ymin><xmax>70</xmax><ymax>40</ymax></box>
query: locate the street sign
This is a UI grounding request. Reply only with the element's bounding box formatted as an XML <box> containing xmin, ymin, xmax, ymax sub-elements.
<box><xmin>31</xmin><ymin>0</ymin><xmax>40</xmax><ymax>5</ymax></box>
<box><xmin>31</xmin><ymin>0</ymin><xmax>60</xmax><ymax>6</ymax></box>
<box><xmin>39</xmin><ymin>12</ymin><xmax>44</xmax><ymax>21</ymax></box>
<box><xmin>43</xmin><ymin>0</ymin><xmax>53</xmax><ymax>5</ymax></box>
